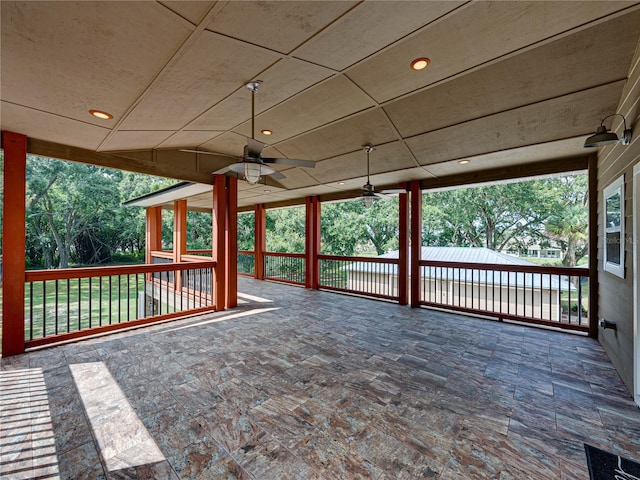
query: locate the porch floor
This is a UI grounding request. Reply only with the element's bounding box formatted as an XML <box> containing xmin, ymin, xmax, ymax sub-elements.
<box><xmin>1</xmin><ymin>276</ymin><xmax>639</xmax><ymax>479</ymax></box>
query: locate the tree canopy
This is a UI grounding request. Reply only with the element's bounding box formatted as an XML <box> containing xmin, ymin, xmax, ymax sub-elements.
<box><xmin>8</xmin><ymin>153</ymin><xmax>588</xmax><ymax>269</ymax></box>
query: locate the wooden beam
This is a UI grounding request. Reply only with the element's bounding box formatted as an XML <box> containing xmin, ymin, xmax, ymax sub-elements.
<box><xmin>410</xmin><ymin>180</ymin><xmax>422</xmax><ymax>308</ymax></box>
<box><xmin>145</xmin><ymin>206</ymin><xmax>162</xmax><ymax>266</ymax></box>
<box><xmin>27</xmin><ymin>138</ymin><xmax>215</xmax><ymax>184</ymax></box>
<box><xmin>255</xmin><ymin>204</ymin><xmax>266</xmax><ymax>280</ymax></box>
<box><xmin>226</xmin><ymin>176</ymin><xmax>238</xmax><ymax>308</ymax></box>
<box><xmin>173</xmin><ymin>200</ymin><xmax>187</xmax><ymax>263</ymax></box>
<box><xmin>398</xmin><ymin>189</ymin><xmax>409</xmax><ymax>305</ymax></box>
<box><xmin>420</xmin><ymin>156</ymin><xmax>589</xmax><ymax>191</ymax></box>
<box><xmin>2</xmin><ymin>131</ymin><xmax>27</xmax><ymax>356</ymax></box>
<box><xmin>212</xmin><ymin>175</ymin><xmax>227</xmax><ymax>310</ymax></box>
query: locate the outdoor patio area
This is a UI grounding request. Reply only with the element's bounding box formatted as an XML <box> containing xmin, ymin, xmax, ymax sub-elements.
<box><xmin>1</xmin><ymin>276</ymin><xmax>639</xmax><ymax>479</ymax></box>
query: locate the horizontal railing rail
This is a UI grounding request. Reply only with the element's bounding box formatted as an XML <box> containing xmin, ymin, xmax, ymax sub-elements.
<box><xmin>24</xmin><ymin>261</ymin><xmax>217</xmax><ymax>348</ymax></box>
<box><xmin>418</xmin><ymin>260</ymin><xmax>589</xmax><ymax>332</ymax></box>
<box><xmin>318</xmin><ymin>254</ymin><xmax>400</xmax><ymax>301</ymax></box>
<box><xmin>238</xmin><ymin>250</ymin><xmax>255</xmax><ymax>277</ymax></box>
<box><xmin>264</xmin><ymin>252</ymin><xmax>305</xmax><ymax>285</ymax></box>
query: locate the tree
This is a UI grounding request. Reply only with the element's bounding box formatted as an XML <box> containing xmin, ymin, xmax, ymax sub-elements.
<box><xmin>321</xmin><ymin>201</ymin><xmax>366</xmax><ymax>256</ymax></box>
<box><xmin>266</xmin><ymin>207</ymin><xmax>305</xmax><ymax>252</ymax></box>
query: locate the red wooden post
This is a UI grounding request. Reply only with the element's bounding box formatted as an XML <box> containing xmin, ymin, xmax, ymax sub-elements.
<box><xmin>410</xmin><ymin>180</ymin><xmax>422</xmax><ymax>308</ymax></box>
<box><xmin>305</xmin><ymin>196</ymin><xmax>321</xmax><ymax>289</ymax></box>
<box><xmin>398</xmin><ymin>186</ymin><xmax>409</xmax><ymax>305</ymax></box>
<box><xmin>226</xmin><ymin>176</ymin><xmax>238</xmax><ymax>308</ymax></box>
<box><xmin>254</xmin><ymin>204</ymin><xmax>266</xmax><ymax>280</ymax></box>
<box><xmin>145</xmin><ymin>206</ymin><xmax>162</xmax><ymax>264</ymax></box>
<box><xmin>212</xmin><ymin>175</ymin><xmax>227</xmax><ymax>310</ymax></box>
<box><xmin>2</xmin><ymin>131</ymin><xmax>27</xmax><ymax>356</ymax></box>
<box><xmin>173</xmin><ymin>200</ymin><xmax>187</xmax><ymax>263</ymax></box>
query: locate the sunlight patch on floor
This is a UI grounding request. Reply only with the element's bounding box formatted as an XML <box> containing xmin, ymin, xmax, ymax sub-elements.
<box><xmin>162</xmin><ymin>307</ymin><xmax>281</xmax><ymax>333</ymax></box>
<box><xmin>0</xmin><ymin>368</ymin><xmax>60</xmax><ymax>479</ymax></box>
<box><xmin>69</xmin><ymin>362</ymin><xmax>165</xmax><ymax>472</ymax></box>
<box><xmin>237</xmin><ymin>291</ymin><xmax>274</xmax><ymax>303</ymax></box>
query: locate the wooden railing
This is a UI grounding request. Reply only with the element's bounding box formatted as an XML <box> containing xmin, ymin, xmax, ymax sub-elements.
<box><xmin>24</xmin><ymin>261</ymin><xmax>217</xmax><ymax>348</ymax></box>
<box><xmin>238</xmin><ymin>250</ymin><xmax>255</xmax><ymax>277</ymax></box>
<box><xmin>264</xmin><ymin>252</ymin><xmax>306</xmax><ymax>285</ymax></box>
<box><xmin>318</xmin><ymin>255</ymin><xmax>400</xmax><ymax>301</ymax></box>
<box><xmin>418</xmin><ymin>260</ymin><xmax>589</xmax><ymax>332</ymax></box>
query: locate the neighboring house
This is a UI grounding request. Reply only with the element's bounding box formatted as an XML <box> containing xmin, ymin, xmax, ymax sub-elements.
<box><xmin>345</xmin><ymin>247</ymin><xmax>575</xmax><ymax>321</ymax></box>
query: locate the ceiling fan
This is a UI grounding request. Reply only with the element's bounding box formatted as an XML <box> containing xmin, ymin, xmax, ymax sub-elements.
<box><xmin>358</xmin><ymin>145</ymin><xmax>405</xmax><ymax>207</ymax></box>
<box><xmin>181</xmin><ymin>81</ymin><xmax>315</xmax><ymax>185</ymax></box>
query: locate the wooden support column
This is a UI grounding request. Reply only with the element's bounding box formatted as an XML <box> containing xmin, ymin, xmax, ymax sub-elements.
<box><xmin>2</xmin><ymin>131</ymin><xmax>27</xmax><ymax>356</ymax></box>
<box><xmin>212</xmin><ymin>175</ymin><xmax>227</xmax><ymax>310</ymax></box>
<box><xmin>145</xmin><ymin>206</ymin><xmax>163</xmax><ymax>264</ymax></box>
<box><xmin>588</xmin><ymin>153</ymin><xmax>599</xmax><ymax>339</ymax></box>
<box><xmin>173</xmin><ymin>200</ymin><xmax>187</xmax><ymax>263</ymax></box>
<box><xmin>305</xmin><ymin>196</ymin><xmax>321</xmax><ymax>289</ymax></box>
<box><xmin>254</xmin><ymin>204</ymin><xmax>266</xmax><ymax>280</ymax></box>
<box><xmin>398</xmin><ymin>187</ymin><xmax>409</xmax><ymax>305</ymax></box>
<box><xmin>410</xmin><ymin>180</ymin><xmax>422</xmax><ymax>308</ymax></box>
<box><xmin>225</xmin><ymin>177</ymin><xmax>238</xmax><ymax>308</ymax></box>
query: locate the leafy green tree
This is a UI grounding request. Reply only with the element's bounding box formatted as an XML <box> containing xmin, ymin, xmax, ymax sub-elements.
<box><xmin>238</xmin><ymin>212</ymin><xmax>255</xmax><ymax>251</ymax></box>
<box><xmin>321</xmin><ymin>201</ymin><xmax>366</xmax><ymax>256</ymax></box>
<box><xmin>266</xmin><ymin>207</ymin><xmax>305</xmax><ymax>253</ymax></box>
<box><xmin>362</xmin><ymin>198</ymin><xmax>399</xmax><ymax>255</ymax></box>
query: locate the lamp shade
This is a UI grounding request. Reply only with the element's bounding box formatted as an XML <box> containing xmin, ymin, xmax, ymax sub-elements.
<box><xmin>584</xmin><ymin>125</ymin><xmax>620</xmax><ymax>148</ymax></box>
<box><xmin>362</xmin><ymin>194</ymin><xmax>375</xmax><ymax>207</ymax></box>
<box><xmin>228</xmin><ymin>162</ymin><xmax>275</xmax><ymax>184</ymax></box>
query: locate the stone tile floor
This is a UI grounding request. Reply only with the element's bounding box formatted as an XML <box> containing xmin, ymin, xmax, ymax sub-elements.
<box><xmin>1</xmin><ymin>276</ymin><xmax>639</xmax><ymax>479</ymax></box>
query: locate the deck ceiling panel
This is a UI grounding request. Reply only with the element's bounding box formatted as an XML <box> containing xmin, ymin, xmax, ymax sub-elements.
<box><xmin>0</xmin><ymin>102</ymin><xmax>110</xmax><ymax>151</ymax></box>
<box><xmin>117</xmin><ymin>31</ymin><xmax>281</xmax><ymax>131</ymax></box>
<box><xmin>155</xmin><ymin>131</ymin><xmax>223</xmax><ymax>150</ymax></box>
<box><xmin>424</xmin><ymin>138</ymin><xmax>587</xmax><ymax>178</ymax></box>
<box><xmin>275</xmin><ymin>108</ymin><xmax>399</xmax><ymax>161</ymax></box>
<box><xmin>232</xmin><ymin>75</ymin><xmax>376</xmax><ymax>142</ymax></box>
<box><xmin>158</xmin><ymin>1</ymin><xmax>215</xmax><ymax>25</ymax></box>
<box><xmin>347</xmin><ymin>1</ymin><xmax>637</xmax><ymax>103</ymax></box>
<box><xmin>187</xmin><ymin>58</ymin><xmax>334</xmax><ymax>132</ymax></box>
<box><xmin>310</xmin><ymin>141</ymin><xmax>418</xmax><ymax>185</ymax></box>
<box><xmin>293</xmin><ymin>1</ymin><xmax>465</xmax><ymax>71</ymax></box>
<box><xmin>204</xmin><ymin>1</ymin><xmax>358</xmax><ymax>54</ymax></box>
<box><xmin>406</xmin><ymin>82</ymin><xmax>626</xmax><ymax>165</ymax></box>
<box><xmin>2</xmin><ymin>1</ymin><xmax>640</xmax><ymax>206</ymax></box>
<box><xmin>384</xmin><ymin>12</ymin><xmax>640</xmax><ymax>138</ymax></box>
<box><xmin>0</xmin><ymin>1</ymin><xmax>193</xmax><ymax>128</ymax></box>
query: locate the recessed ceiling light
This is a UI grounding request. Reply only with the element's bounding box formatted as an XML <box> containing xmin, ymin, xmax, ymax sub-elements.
<box><xmin>459</xmin><ymin>159</ymin><xmax>470</xmax><ymax>164</ymax></box>
<box><xmin>89</xmin><ymin>109</ymin><xmax>113</xmax><ymax>120</ymax></box>
<box><xmin>264</xmin><ymin>189</ymin><xmax>271</xmax><ymax>193</ymax></box>
<box><xmin>261</xmin><ymin>129</ymin><xmax>273</xmax><ymax>136</ymax></box>
<box><xmin>338</xmin><ymin>182</ymin><xmax>345</xmax><ymax>185</ymax></box>
<box><xmin>410</xmin><ymin>57</ymin><xmax>430</xmax><ymax>71</ymax></box>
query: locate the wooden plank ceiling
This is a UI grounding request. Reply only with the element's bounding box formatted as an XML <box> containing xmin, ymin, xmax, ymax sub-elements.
<box><xmin>2</xmin><ymin>1</ymin><xmax>640</xmax><ymax>209</ymax></box>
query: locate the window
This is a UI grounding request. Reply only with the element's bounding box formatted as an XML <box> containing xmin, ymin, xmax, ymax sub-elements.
<box><xmin>604</xmin><ymin>175</ymin><xmax>625</xmax><ymax>278</ymax></box>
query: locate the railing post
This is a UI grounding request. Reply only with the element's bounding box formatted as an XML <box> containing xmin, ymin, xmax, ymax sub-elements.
<box><xmin>410</xmin><ymin>180</ymin><xmax>422</xmax><ymax>308</ymax></box>
<box><xmin>2</xmin><ymin>131</ymin><xmax>27</xmax><ymax>356</ymax></box>
<box><xmin>305</xmin><ymin>196</ymin><xmax>320</xmax><ymax>289</ymax></box>
<box><xmin>212</xmin><ymin>175</ymin><xmax>227</xmax><ymax>310</ymax></box>
<box><xmin>226</xmin><ymin>176</ymin><xmax>238</xmax><ymax>308</ymax></box>
<box><xmin>255</xmin><ymin>204</ymin><xmax>266</xmax><ymax>280</ymax></box>
<box><xmin>173</xmin><ymin>199</ymin><xmax>187</xmax><ymax>294</ymax></box>
<box><xmin>398</xmin><ymin>185</ymin><xmax>409</xmax><ymax>305</ymax></box>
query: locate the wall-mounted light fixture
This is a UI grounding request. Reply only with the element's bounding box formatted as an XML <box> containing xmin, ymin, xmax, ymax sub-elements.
<box><xmin>584</xmin><ymin>114</ymin><xmax>632</xmax><ymax>148</ymax></box>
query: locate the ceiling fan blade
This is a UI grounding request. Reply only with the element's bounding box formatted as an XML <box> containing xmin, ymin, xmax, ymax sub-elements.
<box><xmin>380</xmin><ymin>188</ymin><xmax>406</xmax><ymax>194</ymax></box>
<box><xmin>261</xmin><ymin>157</ymin><xmax>316</xmax><ymax>168</ymax></box>
<box><xmin>180</xmin><ymin>149</ymin><xmax>237</xmax><ymax>159</ymax></box>
<box><xmin>212</xmin><ymin>165</ymin><xmax>231</xmax><ymax>175</ymax></box>
<box><xmin>374</xmin><ymin>192</ymin><xmax>393</xmax><ymax>199</ymax></box>
<box><xmin>269</xmin><ymin>171</ymin><xmax>286</xmax><ymax>180</ymax></box>
<box><xmin>246</xmin><ymin>138</ymin><xmax>266</xmax><ymax>158</ymax></box>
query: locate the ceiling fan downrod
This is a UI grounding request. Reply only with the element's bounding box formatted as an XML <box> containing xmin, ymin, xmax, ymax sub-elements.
<box><xmin>246</xmin><ymin>80</ymin><xmax>262</xmax><ymax>141</ymax></box>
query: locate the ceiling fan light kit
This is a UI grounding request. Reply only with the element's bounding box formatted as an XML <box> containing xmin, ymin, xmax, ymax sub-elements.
<box><xmin>180</xmin><ymin>81</ymin><xmax>315</xmax><ymax>185</ymax></box>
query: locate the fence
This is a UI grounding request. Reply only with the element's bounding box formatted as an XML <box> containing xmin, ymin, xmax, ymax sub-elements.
<box><xmin>318</xmin><ymin>255</ymin><xmax>400</xmax><ymax>301</ymax></box>
<box><xmin>264</xmin><ymin>252</ymin><xmax>305</xmax><ymax>285</ymax></box>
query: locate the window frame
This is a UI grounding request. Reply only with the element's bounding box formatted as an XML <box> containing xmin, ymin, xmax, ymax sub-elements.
<box><xmin>603</xmin><ymin>174</ymin><xmax>625</xmax><ymax>278</ymax></box>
